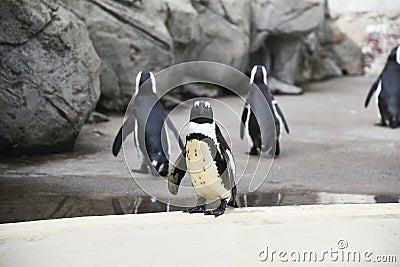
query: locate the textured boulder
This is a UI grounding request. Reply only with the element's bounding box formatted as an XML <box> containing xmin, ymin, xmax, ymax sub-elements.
<box><xmin>249</xmin><ymin>0</ymin><xmax>325</xmax><ymax>89</ymax></box>
<box><xmin>158</xmin><ymin>0</ymin><xmax>201</xmax><ymax>63</ymax></box>
<box><xmin>0</xmin><ymin>0</ymin><xmax>100</xmax><ymax>154</ymax></box>
<box><xmin>62</xmin><ymin>0</ymin><xmax>174</xmax><ymax>112</ymax></box>
<box><xmin>63</xmin><ymin>0</ymin><xmax>338</xmax><ymax>99</ymax></box>
<box><xmin>156</xmin><ymin>0</ymin><xmax>251</xmax><ymax>97</ymax></box>
<box><xmin>189</xmin><ymin>0</ymin><xmax>251</xmax><ymax>70</ymax></box>
<box><xmin>249</xmin><ymin>0</ymin><xmax>364</xmax><ymax>85</ymax></box>
<box><xmin>296</xmin><ymin>31</ymin><xmax>342</xmax><ymax>82</ymax></box>
<box><xmin>328</xmin><ymin>0</ymin><xmax>400</xmax><ymax>76</ymax></box>
<box><xmin>159</xmin><ymin>0</ymin><xmax>251</xmax><ymax>70</ymax></box>
<box><xmin>295</xmin><ymin>3</ymin><xmax>356</xmax><ymax>82</ymax></box>
<box><xmin>251</xmin><ymin>0</ymin><xmax>324</xmax><ymax>53</ymax></box>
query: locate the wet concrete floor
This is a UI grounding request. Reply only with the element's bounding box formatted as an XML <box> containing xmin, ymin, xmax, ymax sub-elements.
<box><xmin>1</xmin><ymin>77</ymin><xmax>399</xmax><ymax>223</ymax></box>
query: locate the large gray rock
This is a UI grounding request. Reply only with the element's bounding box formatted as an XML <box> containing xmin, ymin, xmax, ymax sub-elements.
<box><xmin>160</xmin><ymin>0</ymin><xmax>251</xmax><ymax>71</ymax></box>
<box><xmin>63</xmin><ymin>0</ymin><xmax>333</xmax><ymax>99</ymax></box>
<box><xmin>249</xmin><ymin>0</ymin><xmax>363</xmax><ymax>85</ymax></box>
<box><xmin>295</xmin><ymin>31</ymin><xmax>341</xmax><ymax>82</ymax></box>
<box><xmin>312</xmin><ymin>4</ymin><xmax>363</xmax><ymax>78</ymax></box>
<box><xmin>0</xmin><ymin>0</ymin><xmax>100</xmax><ymax>154</ymax></box>
<box><xmin>295</xmin><ymin>8</ymin><xmax>346</xmax><ymax>82</ymax></box>
<box><xmin>251</xmin><ymin>0</ymin><xmax>324</xmax><ymax>52</ymax></box>
<box><xmin>327</xmin><ymin>0</ymin><xmax>400</xmax><ymax>76</ymax></box>
<box><xmin>157</xmin><ymin>0</ymin><xmax>201</xmax><ymax>63</ymax></box>
<box><xmin>62</xmin><ymin>0</ymin><xmax>174</xmax><ymax>112</ymax></box>
<box><xmin>250</xmin><ymin>0</ymin><xmax>325</xmax><ymax>89</ymax></box>
<box><xmin>147</xmin><ymin>0</ymin><xmax>252</xmax><ymax>98</ymax></box>
<box><xmin>190</xmin><ymin>0</ymin><xmax>251</xmax><ymax>70</ymax></box>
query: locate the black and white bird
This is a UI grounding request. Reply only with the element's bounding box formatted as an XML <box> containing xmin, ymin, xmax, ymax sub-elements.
<box><xmin>240</xmin><ymin>65</ymin><xmax>289</xmax><ymax>157</ymax></box>
<box><xmin>168</xmin><ymin>100</ymin><xmax>238</xmax><ymax>217</ymax></box>
<box><xmin>365</xmin><ymin>45</ymin><xmax>400</xmax><ymax>128</ymax></box>
<box><xmin>112</xmin><ymin>70</ymin><xmax>184</xmax><ymax>176</ymax></box>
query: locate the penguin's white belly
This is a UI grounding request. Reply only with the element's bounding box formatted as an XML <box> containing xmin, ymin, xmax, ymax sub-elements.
<box><xmin>186</xmin><ymin>139</ymin><xmax>230</xmax><ymax>200</ymax></box>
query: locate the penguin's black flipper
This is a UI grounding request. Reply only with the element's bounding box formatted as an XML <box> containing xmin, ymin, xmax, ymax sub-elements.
<box><xmin>112</xmin><ymin>116</ymin><xmax>136</xmax><ymax>157</ymax></box>
<box><xmin>240</xmin><ymin>104</ymin><xmax>249</xmax><ymax>140</ymax></box>
<box><xmin>112</xmin><ymin>126</ymin><xmax>123</xmax><ymax>157</ymax></box>
<box><xmin>168</xmin><ymin>151</ymin><xmax>187</xmax><ymax>195</ymax></box>
<box><xmin>365</xmin><ymin>77</ymin><xmax>380</xmax><ymax>108</ymax></box>
<box><xmin>165</xmin><ymin>116</ymin><xmax>184</xmax><ymax>150</ymax></box>
<box><xmin>216</xmin><ymin>124</ymin><xmax>237</xmax><ymax>208</ymax></box>
<box><xmin>274</xmin><ymin>103</ymin><xmax>290</xmax><ymax>134</ymax></box>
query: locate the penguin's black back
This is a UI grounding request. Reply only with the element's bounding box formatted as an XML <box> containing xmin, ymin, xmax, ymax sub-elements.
<box><xmin>249</xmin><ymin>82</ymin><xmax>280</xmax><ymax>140</ymax></box>
<box><xmin>381</xmin><ymin>52</ymin><xmax>400</xmax><ymax>112</ymax></box>
<box><xmin>145</xmin><ymin>101</ymin><xmax>168</xmax><ymax>155</ymax></box>
<box><xmin>130</xmin><ymin>91</ymin><xmax>169</xmax><ymax>167</ymax></box>
<box><xmin>381</xmin><ymin>61</ymin><xmax>400</xmax><ymax>96</ymax></box>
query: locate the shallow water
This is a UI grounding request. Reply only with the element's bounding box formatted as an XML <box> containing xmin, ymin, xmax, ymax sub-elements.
<box><xmin>1</xmin><ymin>189</ymin><xmax>398</xmax><ymax>224</ymax></box>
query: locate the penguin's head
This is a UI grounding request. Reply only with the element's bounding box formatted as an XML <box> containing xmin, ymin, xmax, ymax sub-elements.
<box><xmin>135</xmin><ymin>70</ymin><xmax>156</xmax><ymax>95</ymax></box>
<box><xmin>190</xmin><ymin>100</ymin><xmax>213</xmax><ymax>124</ymax></box>
<box><xmin>250</xmin><ymin>65</ymin><xmax>268</xmax><ymax>85</ymax></box>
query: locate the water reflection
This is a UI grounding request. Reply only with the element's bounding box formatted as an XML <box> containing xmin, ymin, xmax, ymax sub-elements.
<box><xmin>1</xmin><ymin>191</ymin><xmax>399</xmax><ymax>224</ymax></box>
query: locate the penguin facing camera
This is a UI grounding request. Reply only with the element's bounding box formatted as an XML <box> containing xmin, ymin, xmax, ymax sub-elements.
<box><xmin>112</xmin><ymin>70</ymin><xmax>184</xmax><ymax>176</ymax></box>
<box><xmin>168</xmin><ymin>100</ymin><xmax>238</xmax><ymax>217</ymax></box>
<box><xmin>365</xmin><ymin>45</ymin><xmax>400</xmax><ymax>128</ymax></box>
<box><xmin>240</xmin><ymin>65</ymin><xmax>289</xmax><ymax>157</ymax></box>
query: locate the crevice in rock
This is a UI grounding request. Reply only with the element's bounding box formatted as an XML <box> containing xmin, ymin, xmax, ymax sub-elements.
<box><xmin>0</xmin><ymin>10</ymin><xmax>56</xmax><ymax>49</ymax></box>
<box><xmin>164</xmin><ymin>3</ymin><xmax>174</xmax><ymax>39</ymax></box>
<box><xmin>218</xmin><ymin>0</ymin><xmax>239</xmax><ymax>26</ymax></box>
<box><xmin>44</xmin><ymin>94</ymin><xmax>80</xmax><ymax>134</ymax></box>
<box><xmin>113</xmin><ymin>0</ymin><xmax>142</xmax><ymax>9</ymax></box>
<box><xmin>281</xmin><ymin>3</ymin><xmax>320</xmax><ymax>28</ymax></box>
<box><xmin>87</xmin><ymin>0</ymin><xmax>171</xmax><ymax>51</ymax></box>
<box><xmin>192</xmin><ymin>0</ymin><xmax>238</xmax><ymax>27</ymax></box>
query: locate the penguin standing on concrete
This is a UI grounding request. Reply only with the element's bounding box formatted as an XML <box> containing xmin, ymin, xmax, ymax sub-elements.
<box><xmin>365</xmin><ymin>45</ymin><xmax>400</xmax><ymax>128</ymax></box>
<box><xmin>112</xmin><ymin>70</ymin><xmax>184</xmax><ymax>176</ymax></box>
<box><xmin>240</xmin><ymin>65</ymin><xmax>289</xmax><ymax>157</ymax></box>
<box><xmin>168</xmin><ymin>101</ymin><xmax>238</xmax><ymax>217</ymax></box>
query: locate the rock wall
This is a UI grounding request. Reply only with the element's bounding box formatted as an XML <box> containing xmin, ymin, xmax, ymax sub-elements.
<box><xmin>328</xmin><ymin>0</ymin><xmax>400</xmax><ymax>76</ymax></box>
<box><xmin>62</xmin><ymin>0</ymin><xmax>252</xmax><ymax>111</ymax></box>
<box><xmin>61</xmin><ymin>0</ymin><xmax>333</xmax><ymax>110</ymax></box>
<box><xmin>0</xmin><ymin>0</ymin><xmax>101</xmax><ymax>154</ymax></box>
<box><xmin>249</xmin><ymin>0</ymin><xmax>325</xmax><ymax>89</ymax></box>
<box><xmin>62</xmin><ymin>0</ymin><xmax>174</xmax><ymax>111</ymax></box>
<box><xmin>296</xmin><ymin>0</ymin><xmax>364</xmax><ymax>83</ymax></box>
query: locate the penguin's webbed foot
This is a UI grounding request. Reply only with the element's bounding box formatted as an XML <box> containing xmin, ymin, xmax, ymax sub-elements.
<box><xmin>249</xmin><ymin>146</ymin><xmax>259</xmax><ymax>156</ymax></box>
<box><xmin>204</xmin><ymin>200</ymin><xmax>227</xmax><ymax>217</ymax></box>
<box><xmin>183</xmin><ymin>205</ymin><xmax>206</xmax><ymax>214</ymax></box>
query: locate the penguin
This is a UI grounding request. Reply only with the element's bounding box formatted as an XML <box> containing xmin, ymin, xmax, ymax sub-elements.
<box><xmin>240</xmin><ymin>65</ymin><xmax>289</xmax><ymax>157</ymax></box>
<box><xmin>112</xmin><ymin>70</ymin><xmax>184</xmax><ymax>176</ymax></box>
<box><xmin>365</xmin><ymin>45</ymin><xmax>400</xmax><ymax>128</ymax></box>
<box><xmin>168</xmin><ymin>100</ymin><xmax>238</xmax><ymax>217</ymax></box>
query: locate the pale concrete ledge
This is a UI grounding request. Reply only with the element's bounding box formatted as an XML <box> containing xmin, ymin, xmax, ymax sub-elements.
<box><xmin>1</xmin><ymin>204</ymin><xmax>399</xmax><ymax>267</ymax></box>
